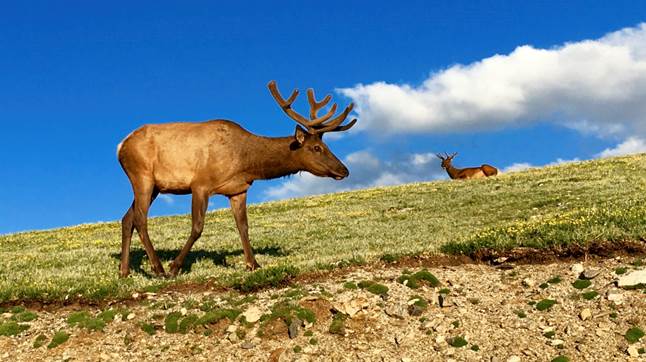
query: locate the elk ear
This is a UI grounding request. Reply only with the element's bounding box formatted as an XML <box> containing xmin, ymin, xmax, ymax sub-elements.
<box><xmin>294</xmin><ymin>125</ymin><xmax>307</xmax><ymax>146</ymax></box>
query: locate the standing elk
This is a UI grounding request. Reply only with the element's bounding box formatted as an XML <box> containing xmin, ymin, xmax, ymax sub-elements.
<box><xmin>117</xmin><ymin>81</ymin><xmax>357</xmax><ymax>277</ymax></box>
<box><xmin>436</xmin><ymin>152</ymin><xmax>498</xmax><ymax>179</ymax></box>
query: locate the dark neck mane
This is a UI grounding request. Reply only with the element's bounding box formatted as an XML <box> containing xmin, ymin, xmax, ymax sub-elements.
<box><xmin>246</xmin><ymin>136</ymin><xmax>303</xmax><ymax>181</ymax></box>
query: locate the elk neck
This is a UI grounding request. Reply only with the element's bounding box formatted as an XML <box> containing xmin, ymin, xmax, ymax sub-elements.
<box><xmin>246</xmin><ymin>135</ymin><xmax>304</xmax><ymax>181</ymax></box>
<box><xmin>444</xmin><ymin>164</ymin><xmax>461</xmax><ymax>179</ymax></box>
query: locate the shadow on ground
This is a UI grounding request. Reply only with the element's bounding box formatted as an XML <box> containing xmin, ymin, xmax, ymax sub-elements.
<box><xmin>110</xmin><ymin>246</ymin><xmax>288</xmax><ymax>277</ymax></box>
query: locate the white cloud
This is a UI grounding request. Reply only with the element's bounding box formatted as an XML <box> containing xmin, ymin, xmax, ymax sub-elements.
<box><xmin>264</xmin><ymin>150</ymin><xmax>445</xmax><ymax>199</ymax></box>
<box><xmin>596</xmin><ymin>137</ymin><xmax>646</xmax><ymax>157</ymax></box>
<box><xmin>157</xmin><ymin>194</ymin><xmax>175</xmax><ymax>205</ymax></box>
<box><xmin>339</xmin><ymin>23</ymin><xmax>646</xmax><ymax>141</ymax></box>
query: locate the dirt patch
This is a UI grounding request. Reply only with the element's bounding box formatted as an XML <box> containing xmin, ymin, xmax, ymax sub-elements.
<box><xmin>299</xmin><ymin>299</ymin><xmax>333</xmax><ymax>325</ymax></box>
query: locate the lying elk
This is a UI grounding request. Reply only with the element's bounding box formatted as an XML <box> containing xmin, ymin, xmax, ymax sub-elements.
<box><xmin>436</xmin><ymin>152</ymin><xmax>498</xmax><ymax>179</ymax></box>
<box><xmin>117</xmin><ymin>81</ymin><xmax>357</xmax><ymax>277</ymax></box>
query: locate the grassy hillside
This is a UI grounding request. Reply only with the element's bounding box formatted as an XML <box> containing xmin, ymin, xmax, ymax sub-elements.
<box><xmin>1</xmin><ymin>154</ymin><xmax>646</xmax><ymax>302</ymax></box>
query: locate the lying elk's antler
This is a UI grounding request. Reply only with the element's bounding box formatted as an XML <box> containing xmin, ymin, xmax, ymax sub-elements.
<box><xmin>268</xmin><ymin>80</ymin><xmax>357</xmax><ymax>134</ymax></box>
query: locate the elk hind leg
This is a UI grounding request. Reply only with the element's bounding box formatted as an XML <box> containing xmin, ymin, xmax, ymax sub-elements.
<box><xmin>132</xmin><ymin>183</ymin><xmax>165</xmax><ymax>276</ymax></box>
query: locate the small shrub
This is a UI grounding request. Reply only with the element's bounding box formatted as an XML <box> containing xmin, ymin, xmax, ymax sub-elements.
<box><xmin>13</xmin><ymin>311</ymin><xmax>37</xmax><ymax>322</ymax></box>
<box><xmin>448</xmin><ymin>336</ymin><xmax>468</xmax><ymax>348</ymax></box>
<box><xmin>543</xmin><ymin>331</ymin><xmax>555</xmax><ymax>338</ymax></box>
<box><xmin>97</xmin><ymin>309</ymin><xmax>117</xmax><ymax>323</ymax></box>
<box><xmin>380</xmin><ymin>253</ymin><xmax>400</xmax><ymax>263</ymax></box>
<box><xmin>536</xmin><ymin>299</ymin><xmax>557</xmax><ymax>311</ymax></box>
<box><xmin>514</xmin><ymin>310</ymin><xmax>527</xmax><ymax>318</ymax></box>
<box><xmin>581</xmin><ymin>291</ymin><xmax>599</xmax><ymax>300</ymax></box>
<box><xmin>10</xmin><ymin>306</ymin><xmax>25</xmax><ymax>314</ymax></box>
<box><xmin>551</xmin><ymin>356</ymin><xmax>569</xmax><ymax>362</ymax></box>
<box><xmin>548</xmin><ymin>276</ymin><xmax>562</xmax><ymax>284</ymax></box>
<box><xmin>329</xmin><ymin>313</ymin><xmax>347</xmax><ymax>335</ymax></box>
<box><xmin>539</xmin><ymin>283</ymin><xmax>549</xmax><ymax>289</ymax></box>
<box><xmin>413</xmin><ymin>270</ymin><xmax>440</xmax><ymax>287</ymax></box>
<box><xmin>572</xmin><ymin>279</ymin><xmax>591</xmax><ymax>289</ymax></box>
<box><xmin>0</xmin><ymin>321</ymin><xmax>29</xmax><ymax>336</ymax></box>
<box><xmin>625</xmin><ymin>326</ymin><xmax>645</xmax><ymax>344</ymax></box>
<box><xmin>397</xmin><ymin>275</ymin><xmax>420</xmax><ymax>289</ymax></box>
<box><xmin>231</xmin><ymin>265</ymin><xmax>299</xmax><ymax>292</ymax></box>
<box><xmin>164</xmin><ymin>312</ymin><xmax>182</xmax><ymax>333</ymax></box>
<box><xmin>470</xmin><ymin>344</ymin><xmax>480</xmax><ymax>351</ymax></box>
<box><xmin>293</xmin><ymin>345</ymin><xmax>302</xmax><ymax>353</ymax></box>
<box><xmin>358</xmin><ymin>280</ymin><xmax>388</xmax><ymax>296</ymax></box>
<box><xmin>140</xmin><ymin>323</ymin><xmax>156</xmax><ymax>335</ymax></box>
<box><xmin>179</xmin><ymin>314</ymin><xmax>199</xmax><ymax>334</ymax></box>
<box><xmin>615</xmin><ymin>267</ymin><xmax>628</xmax><ymax>275</ymax></box>
<box><xmin>47</xmin><ymin>331</ymin><xmax>70</xmax><ymax>349</ymax></box>
<box><xmin>304</xmin><ymin>330</ymin><xmax>313</xmax><ymax>337</ymax></box>
<box><xmin>33</xmin><ymin>334</ymin><xmax>47</xmax><ymax>348</ymax></box>
<box><xmin>309</xmin><ymin>337</ymin><xmax>318</xmax><ymax>345</ymax></box>
<box><xmin>343</xmin><ymin>282</ymin><xmax>358</xmax><ymax>290</ymax></box>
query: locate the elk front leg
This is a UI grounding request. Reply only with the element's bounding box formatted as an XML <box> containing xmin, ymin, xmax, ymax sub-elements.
<box><xmin>131</xmin><ymin>185</ymin><xmax>165</xmax><ymax>277</ymax></box>
<box><xmin>229</xmin><ymin>192</ymin><xmax>260</xmax><ymax>271</ymax></box>
<box><xmin>169</xmin><ymin>189</ymin><xmax>209</xmax><ymax>276</ymax></box>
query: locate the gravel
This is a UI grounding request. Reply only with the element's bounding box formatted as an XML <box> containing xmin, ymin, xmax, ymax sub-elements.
<box><xmin>0</xmin><ymin>257</ymin><xmax>645</xmax><ymax>361</ymax></box>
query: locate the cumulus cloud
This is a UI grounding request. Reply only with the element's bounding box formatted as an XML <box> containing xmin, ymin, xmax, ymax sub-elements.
<box><xmin>157</xmin><ymin>194</ymin><xmax>175</xmax><ymax>205</ymax></box>
<box><xmin>264</xmin><ymin>150</ymin><xmax>445</xmax><ymax>199</ymax></box>
<box><xmin>596</xmin><ymin>137</ymin><xmax>646</xmax><ymax>158</ymax></box>
<box><xmin>339</xmin><ymin>23</ymin><xmax>646</xmax><ymax>141</ymax></box>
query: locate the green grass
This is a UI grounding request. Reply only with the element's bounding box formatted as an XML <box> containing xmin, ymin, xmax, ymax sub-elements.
<box><xmin>536</xmin><ymin>299</ymin><xmax>557</xmax><ymax>311</ymax></box>
<box><xmin>47</xmin><ymin>331</ymin><xmax>69</xmax><ymax>349</ymax></box>
<box><xmin>1</xmin><ymin>154</ymin><xmax>646</xmax><ymax>302</ymax></box>
<box><xmin>625</xmin><ymin>326</ymin><xmax>645</xmax><ymax>344</ymax></box>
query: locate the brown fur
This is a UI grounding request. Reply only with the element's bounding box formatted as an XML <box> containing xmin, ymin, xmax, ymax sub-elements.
<box><xmin>437</xmin><ymin>152</ymin><xmax>498</xmax><ymax>180</ymax></box>
<box><xmin>117</xmin><ymin>81</ymin><xmax>357</xmax><ymax>277</ymax></box>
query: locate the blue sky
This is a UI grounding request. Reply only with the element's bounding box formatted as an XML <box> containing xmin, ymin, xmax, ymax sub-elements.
<box><xmin>2</xmin><ymin>1</ymin><xmax>646</xmax><ymax>234</ymax></box>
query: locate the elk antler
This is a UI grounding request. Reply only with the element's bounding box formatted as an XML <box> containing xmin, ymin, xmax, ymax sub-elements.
<box><xmin>268</xmin><ymin>80</ymin><xmax>357</xmax><ymax>134</ymax></box>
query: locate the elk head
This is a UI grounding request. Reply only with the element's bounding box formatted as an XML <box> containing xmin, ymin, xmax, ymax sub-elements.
<box><xmin>268</xmin><ymin>80</ymin><xmax>357</xmax><ymax>180</ymax></box>
<box><xmin>436</xmin><ymin>152</ymin><xmax>458</xmax><ymax>170</ymax></box>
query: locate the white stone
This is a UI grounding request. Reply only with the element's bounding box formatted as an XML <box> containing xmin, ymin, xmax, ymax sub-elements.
<box><xmin>180</xmin><ymin>308</ymin><xmax>187</xmax><ymax>316</ymax></box>
<box><xmin>126</xmin><ymin>313</ymin><xmax>135</xmax><ymax>320</ymax></box>
<box><xmin>580</xmin><ymin>308</ymin><xmax>592</xmax><ymax>321</ymax></box>
<box><xmin>435</xmin><ymin>335</ymin><xmax>445</xmax><ymax>344</ymax></box>
<box><xmin>618</xmin><ymin>270</ymin><xmax>646</xmax><ymax>288</ymax></box>
<box><xmin>550</xmin><ymin>339</ymin><xmax>564</xmax><ymax>346</ymax></box>
<box><xmin>607</xmin><ymin>291</ymin><xmax>624</xmax><ymax>305</ymax></box>
<box><xmin>571</xmin><ymin>263</ymin><xmax>584</xmax><ymax>276</ymax></box>
<box><xmin>242</xmin><ymin>306</ymin><xmax>263</xmax><ymax>323</ymax></box>
<box><xmin>627</xmin><ymin>346</ymin><xmax>639</xmax><ymax>357</ymax></box>
<box><xmin>226</xmin><ymin>324</ymin><xmax>237</xmax><ymax>333</ymax></box>
<box><xmin>522</xmin><ymin>278</ymin><xmax>535</xmax><ymax>287</ymax></box>
<box><xmin>507</xmin><ymin>356</ymin><xmax>521</xmax><ymax>362</ymax></box>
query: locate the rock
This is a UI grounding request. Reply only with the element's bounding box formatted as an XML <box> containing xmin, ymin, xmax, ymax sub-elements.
<box><xmin>241</xmin><ymin>341</ymin><xmax>255</xmax><ymax>349</ymax></box>
<box><xmin>226</xmin><ymin>324</ymin><xmax>237</xmax><ymax>333</ymax></box>
<box><xmin>332</xmin><ymin>296</ymin><xmax>369</xmax><ymax>318</ymax></box>
<box><xmin>522</xmin><ymin>278</ymin><xmax>535</xmax><ymax>287</ymax></box>
<box><xmin>571</xmin><ymin>263</ymin><xmax>584</xmax><ymax>276</ymax></box>
<box><xmin>242</xmin><ymin>306</ymin><xmax>263</xmax><ymax>323</ymax></box>
<box><xmin>550</xmin><ymin>339</ymin><xmax>564</xmax><ymax>347</ymax></box>
<box><xmin>507</xmin><ymin>356</ymin><xmax>521</xmax><ymax>362</ymax></box>
<box><xmin>385</xmin><ymin>303</ymin><xmax>407</xmax><ymax>319</ymax></box>
<box><xmin>132</xmin><ymin>292</ymin><xmax>140</xmax><ymax>299</ymax></box>
<box><xmin>627</xmin><ymin>345</ymin><xmax>639</xmax><ymax>357</ymax></box>
<box><xmin>408</xmin><ymin>304</ymin><xmax>424</xmax><ymax>317</ymax></box>
<box><xmin>1</xmin><ymin>313</ymin><xmax>11</xmax><ymax>319</ymax></box>
<box><xmin>401</xmin><ymin>358</ymin><xmax>412</xmax><ymax>362</ymax></box>
<box><xmin>288</xmin><ymin>317</ymin><xmax>301</xmax><ymax>339</ymax></box>
<box><xmin>438</xmin><ymin>294</ymin><xmax>452</xmax><ymax>308</ymax></box>
<box><xmin>126</xmin><ymin>313</ymin><xmax>135</xmax><ymax>320</ymax></box>
<box><xmin>581</xmin><ymin>268</ymin><xmax>601</xmax><ymax>279</ymax></box>
<box><xmin>435</xmin><ymin>335</ymin><xmax>445</xmax><ymax>344</ymax></box>
<box><xmin>607</xmin><ymin>290</ymin><xmax>624</xmax><ymax>305</ymax></box>
<box><xmin>228</xmin><ymin>332</ymin><xmax>238</xmax><ymax>343</ymax></box>
<box><xmin>180</xmin><ymin>308</ymin><xmax>187</xmax><ymax>316</ymax></box>
<box><xmin>618</xmin><ymin>270</ymin><xmax>646</xmax><ymax>288</ymax></box>
<box><xmin>580</xmin><ymin>308</ymin><xmax>592</xmax><ymax>321</ymax></box>
<box><xmin>494</xmin><ymin>257</ymin><xmax>508</xmax><ymax>264</ymax></box>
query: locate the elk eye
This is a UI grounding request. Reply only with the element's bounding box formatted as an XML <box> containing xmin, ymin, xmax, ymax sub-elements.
<box><xmin>314</xmin><ymin>145</ymin><xmax>322</xmax><ymax>152</ymax></box>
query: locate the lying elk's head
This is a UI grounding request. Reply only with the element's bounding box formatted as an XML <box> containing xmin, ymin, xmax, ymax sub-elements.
<box><xmin>436</xmin><ymin>152</ymin><xmax>458</xmax><ymax>170</ymax></box>
<box><xmin>268</xmin><ymin>80</ymin><xmax>357</xmax><ymax>180</ymax></box>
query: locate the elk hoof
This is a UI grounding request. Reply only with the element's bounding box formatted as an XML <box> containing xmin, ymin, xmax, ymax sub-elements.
<box><xmin>119</xmin><ymin>270</ymin><xmax>130</xmax><ymax>278</ymax></box>
<box><xmin>246</xmin><ymin>260</ymin><xmax>261</xmax><ymax>271</ymax></box>
<box><xmin>169</xmin><ymin>262</ymin><xmax>182</xmax><ymax>277</ymax></box>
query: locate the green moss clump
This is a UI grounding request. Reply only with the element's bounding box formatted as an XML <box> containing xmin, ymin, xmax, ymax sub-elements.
<box><xmin>164</xmin><ymin>312</ymin><xmax>182</xmax><ymax>333</ymax></box>
<box><xmin>13</xmin><ymin>311</ymin><xmax>37</xmax><ymax>322</ymax></box>
<box><xmin>343</xmin><ymin>282</ymin><xmax>358</xmax><ymax>290</ymax></box>
<box><xmin>535</xmin><ymin>299</ymin><xmax>557</xmax><ymax>311</ymax></box>
<box><xmin>47</xmin><ymin>331</ymin><xmax>70</xmax><ymax>349</ymax></box>
<box><xmin>582</xmin><ymin>291</ymin><xmax>599</xmax><ymax>300</ymax></box>
<box><xmin>448</xmin><ymin>336</ymin><xmax>468</xmax><ymax>348</ymax></box>
<box><xmin>0</xmin><ymin>321</ymin><xmax>29</xmax><ymax>336</ymax></box>
<box><xmin>572</xmin><ymin>279</ymin><xmax>591</xmax><ymax>289</ymax></box>
<box><xmin>551</xmin><ymin>356</ymin><xmax>570</xmax><ymax>362</ymax></box>
<box><xmin>140</xmin><ymin>323</ymin><xmax>156</xmax><ymax>335</ymax></box>
<box><xmin>329</xmin><ymin>313</ymin><xmax>347</xmax><ymax>335</ymax></box>
<box><xmin>625</xmin><ymin>326</ymin><xmax>645</xmax><ymax>344</ymax></box>
<box><xmin>32</xmin><ymin>334</ymin><xmax>47</xmax><ymax>348</ymax></box>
